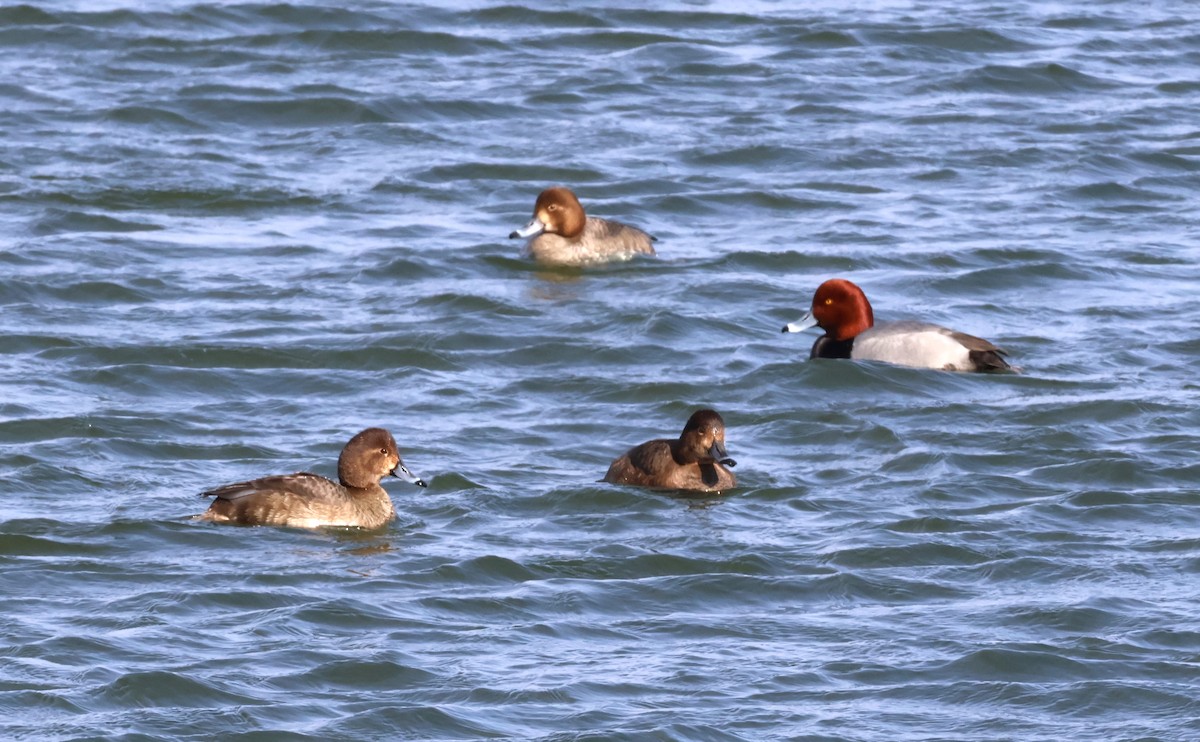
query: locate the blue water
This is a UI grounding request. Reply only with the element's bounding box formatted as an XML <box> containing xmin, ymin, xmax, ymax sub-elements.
<box><xmin>2</xmin><ymin>1</ymin><xmax>1200</xmax><ymax>739</ymax></box>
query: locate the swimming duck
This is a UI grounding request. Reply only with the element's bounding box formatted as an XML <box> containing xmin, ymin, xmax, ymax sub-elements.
<box><xmin>782</xmin><ymin>278</ymin><xmax>1011</xmax><ymax>372</ymax></box>
<box><xmin>604</xmin><ymin>409</ymin><xmax>737</xmax><ymax>492</ymax></box>
<box><xmin>509</xmin><ymin>186</ymin><xmax>656</xmax><ymax>266</ymax></box>
<box><xmin>196</xmin><ymin>427</ymin><xmax>426</xmax><ymax>529</ymax></box>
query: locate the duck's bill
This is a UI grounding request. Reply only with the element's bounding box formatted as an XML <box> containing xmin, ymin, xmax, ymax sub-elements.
<box><xmin>709</xmin><ymin>441</ymin><xmax>736</xmax><ymax>468</ymax></box>
<box><xmin>391</xmin><ymin>465</ymin><xmax>428</xmax><ymax>488</ymax></box>
<box><xmin>782</xmin><ymin>311</ymin><xmax>818</xmax><ymax>334</ymax></box>
<box><xmin>509</xmin><ymin>218</ymin><xmax>545</xmax><ymax>239</ymax></box>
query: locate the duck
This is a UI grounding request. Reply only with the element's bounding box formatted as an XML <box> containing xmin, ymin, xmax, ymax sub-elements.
<box><xmin>604</xmin><ymin>409</ymin><xmax>737</xmax><ymax>492</ymax></box>
<box><xmin>509</xmin><ymin>186</ymin><xmax>656</xmax><ymax>266</ymax></box>
<box><xmin>196</xmin><ymin>427</ymin><xmax>426</xmax><ymax>529</ymax></box>
<box><xmin>782</xmin><ymin>278</ymin><xmax>1012</xmax><ymax>372</ymax></box>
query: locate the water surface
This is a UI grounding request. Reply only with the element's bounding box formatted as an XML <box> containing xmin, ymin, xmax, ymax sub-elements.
<box><xmin>2</xmin><ymin>1</ymin><xmax>1199</xmax><ymax>739</ymax></box>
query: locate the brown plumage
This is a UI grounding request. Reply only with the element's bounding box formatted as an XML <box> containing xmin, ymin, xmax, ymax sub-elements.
<box><xmin>603</xmin><ymin>410</ymin><xmax>737</xmax><ymax>492</ymax></box>
<box><xmin>196</xmin><ymin>427</ymin><xmax>426</xmax><ymax>530</ymax></box>
<box><xmin>509</xmin><ymin>186</ymin><xmax>656</xmax><ymax>266</ymax></box>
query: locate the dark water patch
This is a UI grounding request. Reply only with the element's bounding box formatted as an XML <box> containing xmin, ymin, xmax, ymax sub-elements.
<box><xmin>826</xmin><ymin>542</ymin><xmax>992</xmax><ymax>569</ymax></box>
<box><xmin>245</xmin><ymin>28</ymin><xmax>504</xmax><ymax>56</ymax></box>
<box><xmin>0</xmin><ymin>83</ymin><xmax>66</xmax><ymax>107</ymax></box>
<box><xmin>32</xmin><ymin>210</ymin><xmax>161</xmax><ymax>236</ymax></box>
<box><xmin>328</xmin><ymin>704</ymin><xmax>513</xmax><ymax>740</ymax></box>
<box><xmin>271</xmin><ymin>658</ymin><xmax>438</xmax><ymax>693</ymax></box>
<box><xmin>1022</xmin><ymin>454</ymin><xmax>1150</xmax><ymax>488</ymax></box>
<box><xmin>684</xmin><ymin>144</ymin><xmax>820</xmax><ymax>170</ymax></box>
<box><xmin>527</xmin><ymin>29</ymin><xmax>688</xmax><ymax>53</ymax></box>
<box><xmin>179</xmin><ymin>96</ymin><xmax>389</xmax><ymax>128</ymax></box>
<box><xmin>1157</xmin><ymin>79</ymin><xmax>1200</xmax><ymax>95</ymax></box>
<box><xmin>102</xmin><ymin>105</ymin><xmax>206</xmax><ymax>131</ymax></box>
<box><xmin>1129</xmin><ymin>628</ymin><xmax>1200</xmax><ymax>651</ymax></box>
<box><xmin>412</xmin><ymin>161</ymin><xmax>600</xmax><ymax>185</ymax></box>
<box><xmin>3</xmin><ymin>278</ymin><xmax>156</xmax><ymax>305</ymax></box>
<box><xmin>927</xmin><ymin>260</ymin><xmax>1094</xmax><ymax>292</ymax></box>
<box><xmin>800</xmin><ymin>180</ymin><xmax>888</xmax><ymax>195</ymax></box>
<box><xmin>0</xmin><ymin>531</ymin><xmax>107</xmax><ymax>558</ymax></box>
<box><xmin>811</xmin><ymin>571</ymin><xmax>967</xmax><ymax>603</ymax></box>
<box><xmin>530</xmin><ymin>551</ymin><xmax>781</xmax><ymax>582</ymax></box>
<box><xmin>1065</xmin><ymin>488</ymin><xmax>1198</xmax><ymax>509</ymax></box>
<box><xmin>179</xmin><ymin>82</ymin><xmax>289</xmax><ymax>99</ymax></box>
<box><xmin>922</xmin><ymin>63</ymin><xmax>1118</xmax><ymax>95</ymax></box>
<box><xmin>1042</xmin><ymin>14</ymin><xmax>1130</xmax><ymax>31</ymax></box>
<box><xmin>773</xmin><ymin>29</ymin><xmax>861</xmax><ymax>50</ymax></box>
<box><xmin>53</xmin><ymin>343</ymin><xmax>455</xmax><ymax>374</ymax></box>
<box><xmin>0</xmin><ymin>5</ymin><xmax>59</xmax><ymax>25</ymax></box>
<box><xmin>885</xmin><ymin>516</ymin><xmax>980</xmax><ymax>534</ymax></box>
<box><xmin>966</xmin><ymin>556</ymin><xmax>1099</xmax><ymax>584</ymax></box>
<box><xmin>681</xmin><ymin>186</ymin><xmax>848</xmax><ymax>214</ymax></box>
<box><xmin>831</xmin><ymin>148</ymin><xmax>903</xmax><ymax>170</ymax></box>
<box><xmin>248</xmin><ymin>2</ymin><xmax>388</xmax><ymax>29</ymax></box>
<box><xmin>1063</xmin><ymin>181</ymin><xmax>1180</xmax><ymax>204</ymax></box>
<box><xmin>936</xmin><ymin>647</ymin><xmax>1096</xmax><ymax>682</ymax></box>
<box><xmin>412</xmin><ymin>292</ymin><xmax>539</xmax><ymax>318</ymax></box>
<box><xmin>674</xmin><ymin>61</ymin><xmax>773</xmax><ymax>79</ymax></box>
<box><xmin>869</xmin><ymin>27</ymin><xmax>1039</xmax><ymax>55</ymax></box>
<box><xmin>1002</xmin><ymin>604</ymin><xmax>1126</xmax><ymax>633</ymax></box>
<box><xmin>0</xmin><ymin>334</ymin><xmax>81</xmax><ymax>354</ymax></box>
<box><xmin>526</xmin><ymin>90</ymin><xmax>587</xmax><ymax>106</ymax></box>
<box><xmin>13</xmin><ymin>185</ymin><xmax>326</xmax><ymax>214</ymax></box>
<box><xmin>367</xmin><ymin>96</ymin><xmax>518</xmax><ymax>125</ymax></box>
<box><xmin>784</xmin><ymin>102</ymin><xmax>859</xmax><ymax>118</ymax></box>
<box><xmin>110</xmin><ymin>46</ymin><xmax>290</xmax><ymax>70</ymax></box>
<box><xmin>0</xmin><ymin>690</ymin><xmax>86</xmax><ymax>720</ymax></box>
<box><xmin>467</xmin><ymin>5</ymin><xmax>607</xmax><ymax>29</ymax></box>
<box><xmin>433</xmin><ymin>554</ymin><xmax>539</xmax><ymax>585</ymax></box>
<box><xmin>608</xmin><ymin>7</ymin><xmax>769</xmax><ymax>30</ymax></box>
<box><xmin>96</xmin><ymin>670</ymin><xmax>263</xmax><ymax>710</ymax></box>
<box><xmin>580</xmin><ymin>80</ymin><xmax>657</xmax><ymax>98</ymax></box>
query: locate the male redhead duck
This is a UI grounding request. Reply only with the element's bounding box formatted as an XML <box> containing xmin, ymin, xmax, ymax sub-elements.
<box><xmin>604</xmin><ymin>409</ymin><xmax>737</xmax><ymax>492</ymax></box>
<box><xmin>196</xmin><ymin>427</ymin><xmax>426</xmax><ymax>529</ymax></box>
<box><xmin>509</xmin><ymin>186</ymin><xmax>656</xmax><ymax>266</ymax></box>
<box><xmin>782</xmin><ymin>278</ymin><xmax>1012</xmax><ymax>372</ymax></box>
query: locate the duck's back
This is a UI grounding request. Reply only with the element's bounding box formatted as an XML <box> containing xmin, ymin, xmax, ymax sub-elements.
<box><xmin>199</xmin><ymin>472</ymin><xmax>395</xmax><ymax>529</ymax></box>
<box><xmin>529</xmin><ymin>217</ymin><xmax>655</xmax><ymax>266</ymax></box>
<box><xmin>854</xmin><ymin>321</ymin><xmax>1009</xmax><ymax>372</ymax></box>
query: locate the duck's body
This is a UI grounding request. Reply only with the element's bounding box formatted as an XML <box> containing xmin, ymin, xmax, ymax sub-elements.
<box><xmin>197</xmin><ymin>427</ymin><xmax>426</xmax><ymax>530</ymax></box>
<box><xmin>604</xmin><ymin>410</ymin><xmax>737</xmax><ymax>493</ymax></box>
<box><xmin>784</xmin><ymin>279</ymin><xmax>1011</xmax><ymax>373</ymax></box>
<box><xmin>510</xmin><ymin>186</ymin><xmax>655</xmax><ymax>267</ymax></box>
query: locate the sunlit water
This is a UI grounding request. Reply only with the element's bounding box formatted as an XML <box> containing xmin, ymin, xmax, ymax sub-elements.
<box><xmin>2</xmin><ymin>2</ymin><xmax>1199</xmax><ymax>739</ymax></box>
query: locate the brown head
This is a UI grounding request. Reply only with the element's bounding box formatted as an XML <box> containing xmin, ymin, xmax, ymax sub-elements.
<box><xmin>676</xmin><ymin>409</ymin><xmax>736</xmax><ymax>467</ymax></box>
<box><xmin>337</xmin><ymin>427</ymin><xmax>426</xmax><ymax>490</ymax></box>
<box><xmin>509</xmin><ymin>186</ymin><xmax>587</xmax><ymax>241</ymax></box>
<box><xmin>808</xmin><ymin>278</ymin><xmax>875</xmax><ymax>341</ymax></box>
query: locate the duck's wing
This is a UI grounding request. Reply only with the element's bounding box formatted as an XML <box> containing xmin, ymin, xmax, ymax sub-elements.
<box><xmin>946</xmin><ymin>330</ymin><xmax>1011</xmax><ymax>372</ymax></box>
<box><xmin>200</xmin><ymin>471</ymin><xmax>330</xmax><ymax>501</ymax></box>
<box><xmin>947</xmin><ymin>329</ymin><xmax>1006</xmax><ymax>354</ymax></box>
<box><xmin>588</xmin><ymin>217</ymin><xmax>656</xmax><ymax>254</ymax></box>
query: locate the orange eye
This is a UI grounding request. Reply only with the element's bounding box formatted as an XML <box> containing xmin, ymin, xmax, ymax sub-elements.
<box><xmin>824</xmin><ymin>298</ymin><xmax>833</xmax><ymax>305</ymax></box>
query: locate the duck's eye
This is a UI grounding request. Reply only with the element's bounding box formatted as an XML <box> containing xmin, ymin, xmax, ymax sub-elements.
<box><xmin>824</xmin><ymin>298</ymin><xmax>833</xmax><ymax>305</ymax></box>
<box><xmin>547</xmin><ymin>204</ymin><xmax>558</xmax><ymax>211</ymax></box>
<box><xmin>379</xmin><ymin>447</ymin><xmax>389</xmax><ymax>455</ymax></box>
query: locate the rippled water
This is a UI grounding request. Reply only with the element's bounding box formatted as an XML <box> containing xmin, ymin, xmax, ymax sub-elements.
<box><xmin>3</xmin><ymin>1</ymin><xmax>1200</xmax><ymax>739</ymax></box>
